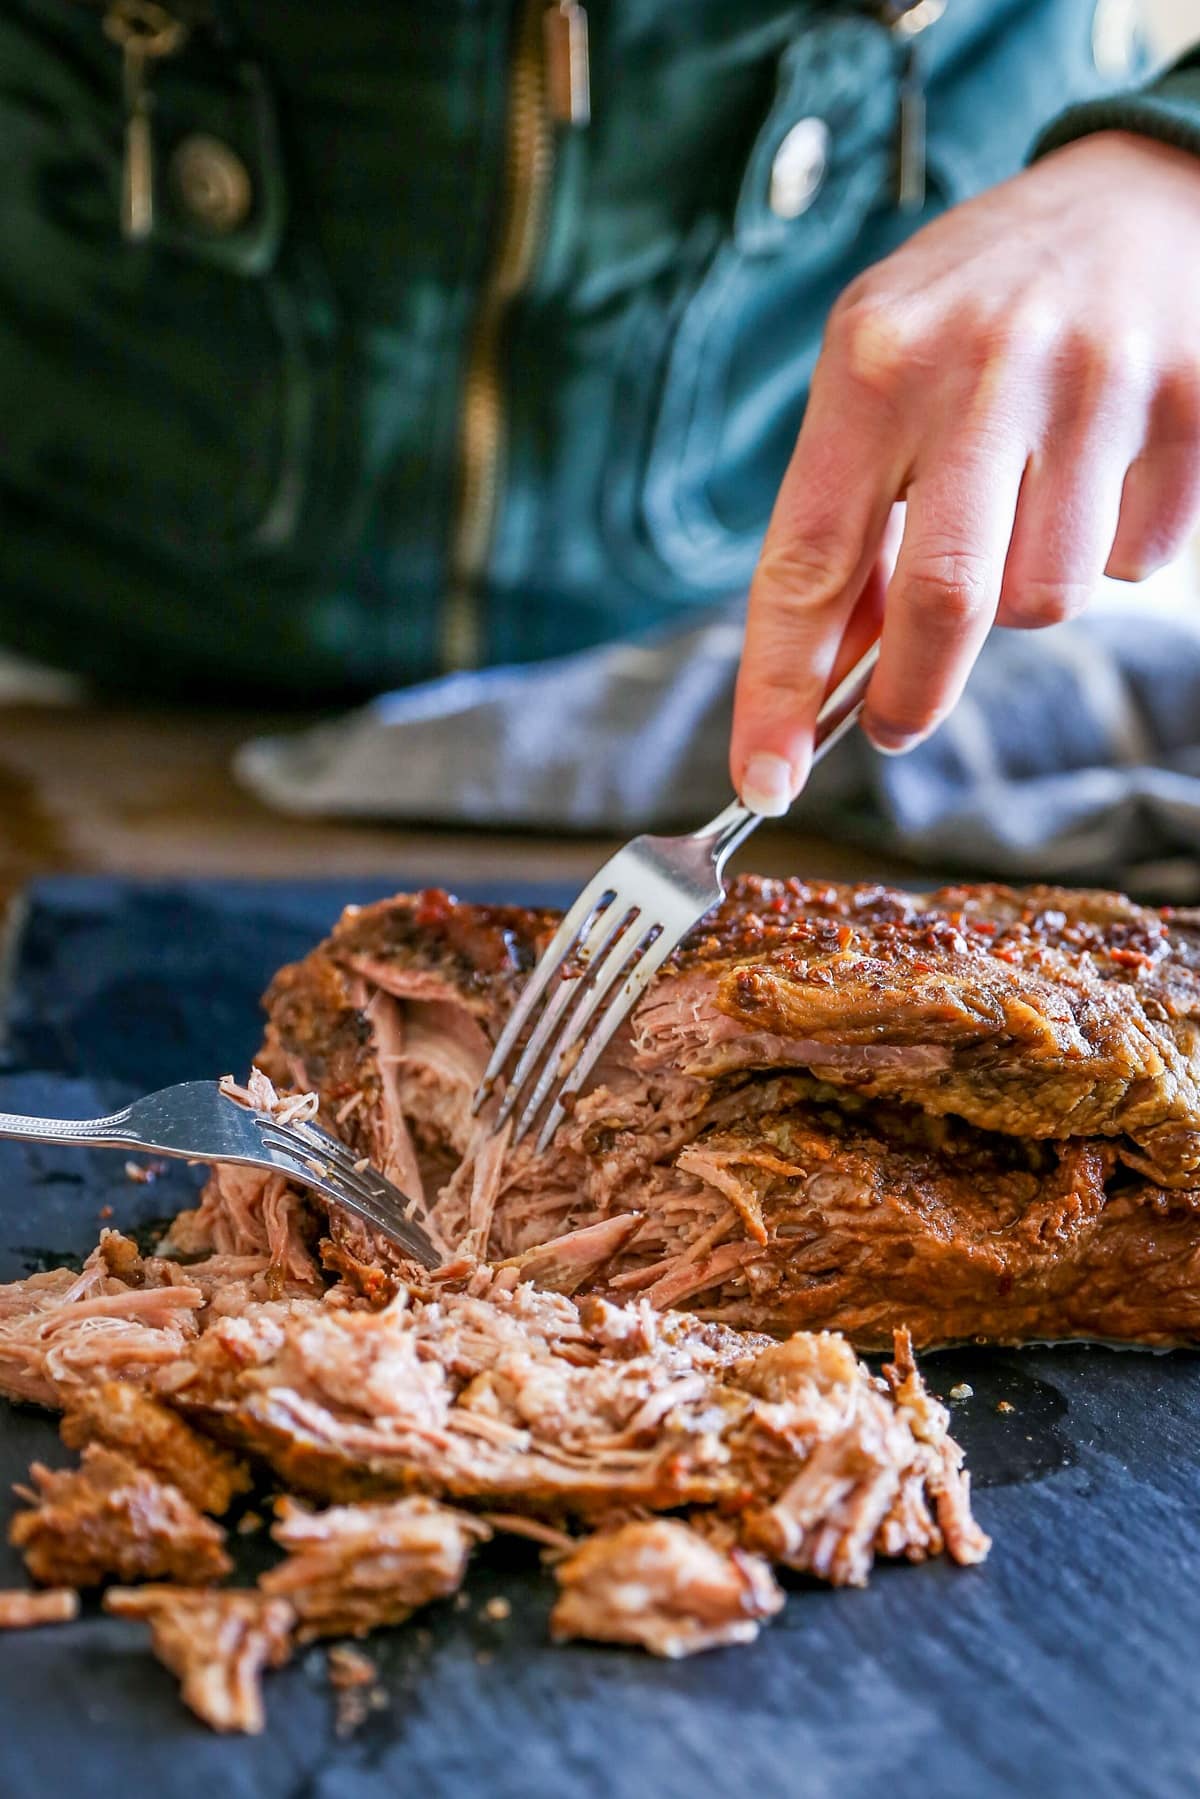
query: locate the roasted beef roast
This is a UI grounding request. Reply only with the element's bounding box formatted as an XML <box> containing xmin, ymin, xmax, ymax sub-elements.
<box><xmin>256</xmin><ymin>878</ymin><xmax>1200</xmax><ymax>1347</ymax></box>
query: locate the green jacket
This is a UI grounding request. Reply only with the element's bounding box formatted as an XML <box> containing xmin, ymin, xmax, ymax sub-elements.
<box><xmin>1</xmin><ymin>1</ymin><xmax>1197</xmax><ymax>699</ymax></box>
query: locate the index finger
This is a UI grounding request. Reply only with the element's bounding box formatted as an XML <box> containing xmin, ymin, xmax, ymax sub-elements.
<box><xmin>730</xmin><ymin>333</ymin><xmax>912</xmax><ymax>814</ymax></box>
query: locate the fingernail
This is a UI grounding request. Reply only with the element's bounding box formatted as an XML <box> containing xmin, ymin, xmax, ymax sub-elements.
<box><xmin>864</xmin><ymin>718</ymin><xmax>920</xmax><ymax>757</ymax></box>
<box><xmin>739</xmin><ymin>752</ymin><xmax>796</xmax><ymax>817</ymax></box>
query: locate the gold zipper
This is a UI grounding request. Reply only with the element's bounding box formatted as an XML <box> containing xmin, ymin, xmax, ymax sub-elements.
<box><xmin>442</xmin><ymin>1</ymin><xmax>588</xmax><ymax>672</ymax></box>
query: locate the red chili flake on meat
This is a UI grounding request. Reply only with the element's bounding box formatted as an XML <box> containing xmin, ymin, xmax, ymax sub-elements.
<box><xmin>971</xmin><ymin>919</ymin><xmax>998</xmax><ymax>935</ymax></box>
<box><xmin>1110</xmin><ymin>948</ymin><xmax>1153</xmax><ymax>970</ymax></box>
<box><xmin>836</xmin><ymin>925</ymin><xmax>853</xmax><ymax>951</ymax></box>
<box><xmin>911</xmin><ymin>958</ymin><xmax>934</xmax><ymax>974</ymax></box>
<box><xmin>993</xmin><ymin>946</ymin><xmax>1020</xmax><ymax>964</ymax></box>
<box><xmin>414</xmin><ymin>889</ymin><xmax>455</xmax><ymax>928</ymax></box>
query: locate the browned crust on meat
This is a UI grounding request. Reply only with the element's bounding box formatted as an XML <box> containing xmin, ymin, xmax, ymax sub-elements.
<box><xmin>10</xmin><ymin>1445</ymin><xmax>232</xmax><ymax>1588</ymax></box>
<box><xmin>60</xmin><ymin>1382</ymin><xmax>252</xmax><ymax>1515</ymax></box>
<box><xmin>664</xmin><ymin>1100</ymin><xmax>1200</xmax><ymax>1348</ymax></box>
<box><xmin>254</xmin><ymin>881</ymin><xmax>1200</xmax><ymax>1349</ymax></box>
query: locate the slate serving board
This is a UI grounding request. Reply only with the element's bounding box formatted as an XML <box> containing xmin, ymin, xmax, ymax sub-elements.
<box><xmin>0</xmin><ymin>876</ymin><xmax>1198</xmax><ymax>1799</ymax></box>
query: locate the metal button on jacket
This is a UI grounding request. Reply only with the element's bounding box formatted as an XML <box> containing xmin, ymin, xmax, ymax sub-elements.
<box><xmin>768</xmin><ymin>116</ymin><xmax>831</xmax><ymax>220</ymax></box>
<box><xmin>169</xmin><ymin>133</ymin><xmax>253</xmax><ymax>233</ymax></box>
<box><xmin>1091</xmin><ymin>0</ymin><xmax>1139</xmax><ymax>78</ymax></box>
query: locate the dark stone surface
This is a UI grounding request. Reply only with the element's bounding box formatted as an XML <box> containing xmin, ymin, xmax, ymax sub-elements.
<box><xmin>0</xmin><ymin>878</ymin><xmax>1196</xmax><ymax>1799</ymax></box>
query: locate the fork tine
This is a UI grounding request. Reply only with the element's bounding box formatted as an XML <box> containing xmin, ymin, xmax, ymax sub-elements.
<box><xmin>510</xmin><ymin>908</ymin><xmax>663</xmax><ymax>1147</ymax></box>
<box><xmin>473</xmin><ymin>877</ymin><xmax>618</xmax><ymax>1112</ymax></box>
<box><xmin>268</xmin><ymin>1149</ymin><xmax>432</xmax><ymax>1260</ymax></box>
<box><xmin>258</xmin><ymin>1119</ymin><xmax>406</xmax><ymax>1210</ymax></box>
<box><xmin>298</xmin><ymin>1124</ymin><xmax>440</xmax><ymax>1234</ymax></box>
<box><xmin>493</xmin><ymin>899</ymin><xmax>640</xmax><ymax>1133</ymax></box>
<box><xmin>535</xmin><ymin>929</ymin><xmax>678</xmax><ymax>1152</ymax></box>
<box><xmin>286</xmin><ymin>1119</ymin><xmax>404</xmax><ymax>1189</ymax></box>
<box><xmin>255</xmin><ymin>1121</ymin><xmax>437</xmax><ymax>1262</ymax></box>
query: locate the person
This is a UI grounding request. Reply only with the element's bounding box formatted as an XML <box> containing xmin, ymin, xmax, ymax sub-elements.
<box><xmin>2</xmin><ymin>1</ymin><xmax>1199</xmax><ymax>826</ymax></box>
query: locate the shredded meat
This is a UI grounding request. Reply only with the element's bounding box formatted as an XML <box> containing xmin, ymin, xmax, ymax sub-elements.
<box><xmin>162</xmin><ymin>1165</ymin><xmax>321</xmax><ymax>1293</ymax></box>
<box><xmin>6</xmin><ymin>874</ymin><xmax>1118</xmax><ymax>1731</ymax></box>
<box><xmin>326</xmin><ymin>1643</ymin><xmax>384</xmax><ymax>1736</ymax></box>
<box><xmin>164</xmin><ymin>1272</ymin><xmax>987</xmax><ymax>1583</ymax></box>
<box><xmin>0</xmin><ymin>1235</ymin><xmax>205</xmax><ymax>1408</ymax></box>
<box><xmin>104</xmin><ymin>1587</ymin><xmax>294</xmax><ymax>1734</ymax></box>
<box><xmin>551</xmin><ymin>1519</ymin><xmax>783</xmax><ymax>1656</ymax></box>
<box><xmin>260</xmin><ymin>1495</ymin><xmax>490</xmax><ymax>1639</ymax></box>
<box><xmin>10</xmin><ymin>1446</ymin><xmax>232</xmax><ymax>1588</ymax></box>
<box><xmin>0</xmin><ymin>1587</ymin><xmax>79</xmax><ymax>1628</ymax></box>
<box><xmin>260</xmin><ymin>882</ymin><xmax>1200</xmax><ymax>1347</ymax></box>
<box><xmin>60</xmin><ymin>1382</ymin><xmax>251</xmax><ymax>1514</ymax></box>
<box><xmin>218</xmin><ymin>1066</ymin><xmax>320</xmax><ymax>1125</ymax></box>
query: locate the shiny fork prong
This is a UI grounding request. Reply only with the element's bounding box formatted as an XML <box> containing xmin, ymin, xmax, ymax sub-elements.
<box><xmin>536</xmin><ymin>928</ymin><xmax>676</xmax><ymax>1153</ymax></box>
<box><xmin>282</xmin><ymin>1119</ymin><xmax>377</xmax><ymax>1180</ymax></box>
<box><xmin>493</xmin><ymin>900</ymin><xmax>639</xmax><ymax>1134</ymax></box>
<box><xmin>256</xmin><ymin>1119</ymin><xmax>387</xmax><ymax>1201</ymax></box>
<box><xmin>473</xmin><ymin>882</ymin><xmax>617</xmax><ymax>1113</ymax></box>
<box><xmin>511</xmin><ymin>911</ymin><xmax>662</xmax><ymax>1148</ymax></box>
<box><xmin>254</xmin><ymin>1121</ymin><xmax>434</xmax><ymax>1261</ymax></box>
<box><xmin>255</xmin><ymin>1120</ymin><xmax>376</xmax><ymax>1198</ymax></box>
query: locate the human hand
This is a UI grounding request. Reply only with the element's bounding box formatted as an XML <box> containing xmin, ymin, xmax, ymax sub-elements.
<box><xmin>731</xmin><ymin>131</ymin><xmax>1200</xmax><ymax>815</ymax></box>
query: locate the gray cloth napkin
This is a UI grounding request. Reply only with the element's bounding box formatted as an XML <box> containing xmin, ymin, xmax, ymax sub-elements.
<box><xmin>237</xmin><ymin>560</ymin><xmax>1200</xmax><ymax>897</ymax></box>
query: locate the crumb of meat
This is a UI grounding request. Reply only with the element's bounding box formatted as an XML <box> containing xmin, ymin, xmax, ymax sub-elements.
<box><xmin>260</xmin><ymin>1495</ymin><xmax>490</xmax><ymax>1641</ymax></box>
<box><xmin>125</xmin><ymin>1159</ymin><xmax>166</xmax><ymax>1184</ymax></box>
<box><xmin>219</xmin><ymin>1068</ymin><xmax>319</xmax><ymax>1127</ymax></box>
<box><xmin>327</xmin><ymin>1643</ymin><xmax>376</xmax><ymax>1687</ymax></box>
<box><xmin>551</xmin><ymin>1519</ymin><xmax>784</xmax><ymax>1657</ymax></box>
<box><xmin>98</xmin><ymin>1205</ymin><xmax>113</xmax><ymax>1220</ymax></box>
<box><xmin>237</xmin><ymin>1511</ymin><xmax>264</xmax><ymax>1535</ymax></box>
<box><xmin>0</xmin><ymin>1587</ymin><xmax>79</xmax><ymax>1628</ymax></box>
<box><xmin>949</xmin><ymin>1384</ymin><xmax>974</xmax><ymax>1401</ymax></box>
<box><xmin>60</xmin><ymin>1381</ymin><xmax>252</xmax><ymax>1515</ymax></box>
<box><xmin>326</xmin><ymin>1643</ymin><xmax>385</xmax><ymax>1737</ymax></box>
<box><xmin>10</xmin><ymin>1445</ymin><xmax>232</xmax><ymax>1588</ymax></box>
<box><xmin>996</xmin><ymin>1400</ymin><xmax>1015</xmax><ymax>1414</ymax></box>
<box><xmin>482</xmin><ymin>1596</ymin><xmax>510</xmax><ymax>1621</ymax></box>
<box><xmin>105</xmin><ymin>1587</ymin><xmax>295</xmax><ymax>1735</ymax></box>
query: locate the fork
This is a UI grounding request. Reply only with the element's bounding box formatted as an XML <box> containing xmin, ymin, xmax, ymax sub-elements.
<box><xmin>0</xmin><ymin>1080</ymin><xmax>440</xmax><ymax>1267</ymax></box>
<box><xmin>474</xmin><ymin>642</ymin><xmax>880</xmax><ymax>1152</ymax></box>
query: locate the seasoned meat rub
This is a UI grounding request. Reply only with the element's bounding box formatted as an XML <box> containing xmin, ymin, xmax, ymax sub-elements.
<box><xmin>257</xmin><ymin>881</ymin><xmax>1200</xmax><ymax>1346</ymax></box>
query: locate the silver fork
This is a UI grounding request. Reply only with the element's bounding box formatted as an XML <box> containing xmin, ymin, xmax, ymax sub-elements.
<box><xmin>0</xmin><ymin>1080</ymin><xmax>440</xmax><ymax>1267</ymax></box>
<box><xmin>474</xmin><ymin>642</ymin><xmax>880</xmax><ymax>1151</ymax></box>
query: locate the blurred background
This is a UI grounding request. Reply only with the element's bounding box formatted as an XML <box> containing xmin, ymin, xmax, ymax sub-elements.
<box><xmin>0</xmin><ymin>0</ymin><xmax>1196</xmax><ymax>901</ymax></box>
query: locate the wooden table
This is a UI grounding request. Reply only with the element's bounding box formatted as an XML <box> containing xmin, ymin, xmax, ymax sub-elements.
<box><xmin>0</xmin><ymin>704</ymin><xmax>918</xmax><ymax>891</ymax></box>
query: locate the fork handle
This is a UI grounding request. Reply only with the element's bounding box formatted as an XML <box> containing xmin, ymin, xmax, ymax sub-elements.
<box><xmin>693</xmin><ymin>640</ymin><xmax>881</xmax><ymax>868</ymax></box>
<box><xmin>0</xmin><ymin>1109</ymin><xmax>142</xmax><ymax>1149</ymax></box>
